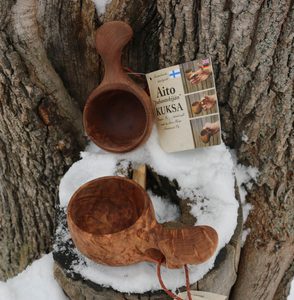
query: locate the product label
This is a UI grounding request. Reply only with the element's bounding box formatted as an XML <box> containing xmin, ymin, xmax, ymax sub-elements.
<box><xmin>146</xmin><ymin>58</ymin><xmax>221</xmax><ymax>152</ymax></box>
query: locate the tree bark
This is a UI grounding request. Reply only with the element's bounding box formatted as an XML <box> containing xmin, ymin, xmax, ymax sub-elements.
<box><xmin>0</xmin><ymin>0</ymin><xmax>293</xmax><ymax>299</ymax></box>
<box><xmin>273</xmin><ymin>261</ymin><xmax>294</xmax><ymax>300</ymax></box>
<box><xmin>0</xmin><ymin>0</ymin><xmax>89</xmax><ymax>279</ymax></box>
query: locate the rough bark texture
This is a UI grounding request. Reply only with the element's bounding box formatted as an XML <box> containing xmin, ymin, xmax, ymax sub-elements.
<box><xmin>0</xmin><ymin>0</ymin><xmax>293</xmax><ymax>299</ymax></box>
<box><xmin>0</xmin><ymin>0</ymin><xmax>87</xmax><ymax>279</ymax></box>
<box><xmin>273</xmin><ymin>261</ymin><xmax>294</xmax><ymax>300</ymax></box>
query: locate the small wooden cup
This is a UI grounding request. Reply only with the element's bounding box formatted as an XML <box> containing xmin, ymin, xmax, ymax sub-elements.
<box><xmin>83</xmin><ymin>21</ymin><xmax>153</xmax><ymax>153</ymax></box>
<box><xmin>67</xmin><ymin>176</ymin><xmax>218</xmax><ymax>269</ymax></box>
<box><xmin>200</xmin><ymin>129</ymin><xmax>212</xmax><ymax>143</ymax></box>
<box><xmin>191</xmin><ymin>101</ymin><xmax>202</xmax><ymax>114</ymax></box>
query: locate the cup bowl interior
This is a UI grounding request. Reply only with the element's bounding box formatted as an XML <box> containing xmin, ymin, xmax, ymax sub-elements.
<box><xmin>68</xmin><ymin>177</ymin><xmax>147</xmax><ymax>235</ymax></box>
<box><xmin>84</xmin><ymin>89</ymin><xmax>148</xmax><ymax>152</ymax></box>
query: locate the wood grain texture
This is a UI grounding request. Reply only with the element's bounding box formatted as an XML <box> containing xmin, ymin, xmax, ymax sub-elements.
<box><xmin>67</xmin><ymin>176</ymin><xmax>218</xmax><ymax>269</ymax></box>
<box><xmin>83</xmin><ymin>22</ymin><xmax>153</xmax><ymax>153</ymax></box>
<box><xmin>132</xmin><ymin>164</ymin><xmax>147</xmax><ymax>189</ymax></box>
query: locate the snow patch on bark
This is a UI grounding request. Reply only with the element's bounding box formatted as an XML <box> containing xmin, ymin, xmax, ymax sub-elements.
<box><xmin>231</xmin><ymin>150</ymin><xmax>259</xmax><ymax>246</ymax></box>
<box><xmin>241</xmin><ymin>228</ymin><xmax>251</xmax><ymax>247</ymax></box>
<box><xmin>92</xmin><ymin>0</ymin><xmax>111</xmax><ymax>15</ymax></box>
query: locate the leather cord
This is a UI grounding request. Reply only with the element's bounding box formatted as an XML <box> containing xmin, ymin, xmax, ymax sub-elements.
<box><xmin>157</xmin><ymin>257</ymin><xmax>192</xmax><ymax>300</ymax></box>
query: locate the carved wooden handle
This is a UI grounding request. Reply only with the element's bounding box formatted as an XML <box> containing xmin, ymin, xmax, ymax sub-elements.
<box><xmin>132</xmin><ymin>164</ymin><xmax>147</xmax><ymax>190</ymax></box>
<box><xmin>131</xmin><ymin>166</ymin><xmax>218</xmax><ymax>268</ymax></box>
<box><xmin>95</xmin><ymin>21</ymin><xmax>133</xmax><ymax>82</ymax></box>
<box><xmin>155</xmin><ymin>224</ymin><xmax>218</xmax><ymax>268</ymax></box>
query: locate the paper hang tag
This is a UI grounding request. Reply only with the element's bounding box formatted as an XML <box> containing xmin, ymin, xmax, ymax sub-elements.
<box><xmin>177</xmin><ymin>291</ymin><xmax>227</xmax><ymax>300</ymax></box>
<box><xmin>146</xmin><ymin>57</ymin><xmax>221</xmax><ymax>153</ymax></box>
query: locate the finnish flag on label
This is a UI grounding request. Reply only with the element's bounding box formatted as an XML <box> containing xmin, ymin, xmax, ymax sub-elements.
<box><xmin>169</xmin><ymin>69</ymin><xmax>181</xmax><ymax>78</ymax></box>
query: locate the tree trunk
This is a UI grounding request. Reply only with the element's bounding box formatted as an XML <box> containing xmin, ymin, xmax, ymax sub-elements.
<box><xmin>0</xmin><ymin>1</ymin><xmax>293</xmax><ymax>300</ymax></box>
<box><xmin>0</xmin><ymin>0</ymin><xmax>93</xmax><ymax>279</ymax></box>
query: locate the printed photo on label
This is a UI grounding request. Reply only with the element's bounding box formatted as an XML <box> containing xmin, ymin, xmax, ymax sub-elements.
<box><xmin>146</xmin><ymin>57</ymin><xmax>221</xmax><ymax>152</ymax></box>
<box><xmin>190</xmin><ymin>115</ymin><xmax>221</xmax><ymax>148</ymax></box>
<box><xmin>180</xmin><ymin>58</ymin><xmax>214</xmax><ymax>94</ymax></box>
<box><xmin>186</xmin><ymin>89</ymin><xmax>218</xmax><ymax>118</ymax></box>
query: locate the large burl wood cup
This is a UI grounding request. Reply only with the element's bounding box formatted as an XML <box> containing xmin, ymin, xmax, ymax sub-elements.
<box><xmin>83</xmin><ymin>21</ymin><xmax>153</xmax><ymax>153</ymax></box>
<box><xmin>67</xmin><ymin>176</ymin><xmax>218</xmax><ymax>269</ymax></box>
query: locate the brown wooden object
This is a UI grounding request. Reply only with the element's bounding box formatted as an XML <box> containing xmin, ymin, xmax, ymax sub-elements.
<box><xmin>191</xmin><ymin>101</ymin><xmax>202</xmax><ymax>114</ymax></box>
<box><xmin>200</xmin><ymin>129</ymin><xmax>212</xmax><ymax>144</ymax></box>
<box><xmin>83</xmin><ymin>21</ymin><xmax>153</xmax><ymax>153</ymax></box>
<box><xmin>67</xmin><ymin>176</ymin><xmax>218</xmax><ymax>269</ymax></box>
<box><xmin>132</xmin><ymin>164</ymin><xmax>147</xmax><ymax>189</ymax></box>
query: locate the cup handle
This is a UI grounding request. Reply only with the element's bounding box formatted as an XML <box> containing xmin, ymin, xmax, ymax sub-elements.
<box><xmin>157</xmin><ymin>224</ymin><xmax>218</xmax><ymax>268</ymax></box>
<box><xmin>95</xmin><ymin>21</ymin><xmax>133</xmax><ymax>82</ymax></box>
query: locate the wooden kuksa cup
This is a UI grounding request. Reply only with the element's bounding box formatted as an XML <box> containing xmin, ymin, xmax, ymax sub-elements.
<box><xmin>200</xmin><ymin>128</ymin><xmax>212</xmax><ymax>144</ymax></box>
<box><xmin>83</xmin><ymin>21</ymin><xmax>153</xmax><ymax>153</ymax></box>
<box><xmin>67</xmin><ymin>176</ymin><xmax>218</xmax><ymax>269</ymax></box>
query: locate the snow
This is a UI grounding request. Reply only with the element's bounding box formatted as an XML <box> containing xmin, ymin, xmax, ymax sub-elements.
<box><xmin>0</xmin><ymin>254</ymin><xmax>67</xmax><ymax>300</ymax></box>
<box><xmin>5</xmin><ymin>246</ymin><xmax>292</xmax><ymax>300</ymax></box>
<box><xmin>241</xmin><ymin>131</ymin><xmax>249</xmax><ymax>142</ymax></box>
<box><xmin>149</xmin><ymin>192</ymin><xmax>181</xmax><ymax>223</ymax></box>
<box><xmin>288</xmin><ymin>280</ymin><xmax>294</xmax><ymax>300</ymax></box>
<box><xmin>59</xmin><ymin>154</ymin><xmax>117</xmax><ymax>207</ymax></box>
<box><xmin>241</xmin><ymin>228</ymin><xmax>251</xmax><ymax>247</ymax></box>
<box><xmin>0</xmin><ymin>127</ymin><xmax>261</xmax><ymax>298</ymax></box>
<box><xmin>57</xmin><ymin>127</ymin><xmax>239</xmax><ymax>293</ymax></box>
<box><xmin>234</xmin><ymin>162</ymin><xmax>259</xmax><ymax>205</ymax></box>
<box><xmin>92</xmin><ymin>0</ymin><xmax>111</xmax><ymax>15</ymax></box>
